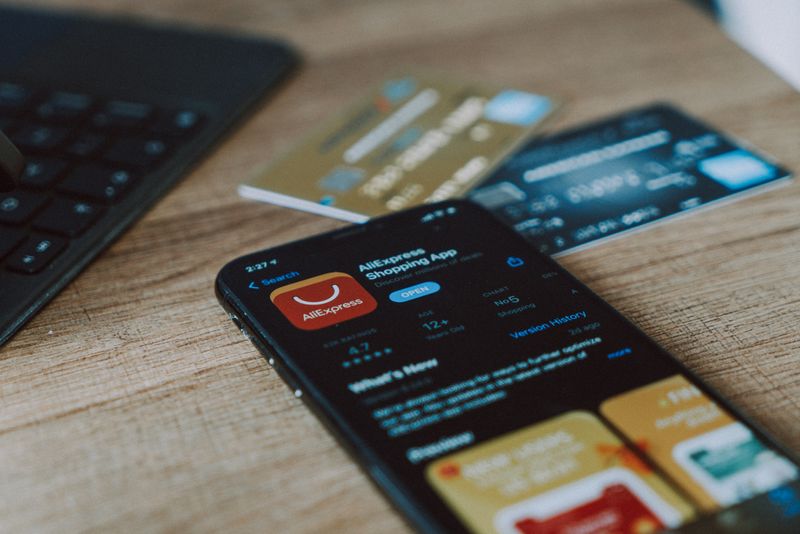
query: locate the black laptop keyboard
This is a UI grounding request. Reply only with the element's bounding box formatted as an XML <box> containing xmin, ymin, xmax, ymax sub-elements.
<box><xmin>0</xmin><ymin>82</ymin><xmax>202</xmax><ymax>274</ymax></box>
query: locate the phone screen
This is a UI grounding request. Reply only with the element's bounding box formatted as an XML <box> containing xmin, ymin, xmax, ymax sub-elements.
<box><xmin>216</xmin><ymin>200</ymin><xmax>799</xmax><ymax>533</ymax></box>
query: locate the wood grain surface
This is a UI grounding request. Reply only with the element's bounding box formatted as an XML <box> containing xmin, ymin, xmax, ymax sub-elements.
<box><xmin>2</xmin><ymin>0</ymin><xmax>799</xmax><ymax>532</ymax></box>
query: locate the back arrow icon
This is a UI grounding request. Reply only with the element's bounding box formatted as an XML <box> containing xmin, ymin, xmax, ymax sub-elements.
<box><xmin>249</xmin><ymin>282</ymin><xmax>259</xmax><ymax>290</ymax></box>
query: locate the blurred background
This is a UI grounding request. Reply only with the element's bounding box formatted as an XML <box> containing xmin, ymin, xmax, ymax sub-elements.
<box><xmin>694</xmin><ymin>0</ymin><xmax>799</xmax><ymax>90</ymax></box>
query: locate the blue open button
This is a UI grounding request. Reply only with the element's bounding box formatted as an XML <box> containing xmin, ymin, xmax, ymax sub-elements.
<box><xmin>389</xmin><ymin>281</ymin><xmax>441</xmax><ymax>303</ymax></box>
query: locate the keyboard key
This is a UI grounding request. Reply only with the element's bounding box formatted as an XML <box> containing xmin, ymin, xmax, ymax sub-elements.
<box><xmin>0</xmin><ymin>227</ymin><xmax>25</xmax><ymax>259</ymax></box>
<box><xmin>20</xmin><ymin>158</ymin><xmax>68</xmax><ymax>189</ymax></box>
<box><xmin>92</xmin><ymin>100</ymin><xmax>154</xmax><ymax>130</ymax></box>
<box><xmin>58</xmin><ymin>164</ymin><xmax>134</xmax><ymax>202</ymax></box>
<box><xmin>151</xmin><ymin>110</ymin><xmax>203</xmax><ymax>137</ymax></box>
<box><xmin>33</xmin><ymin>197</ymin><xmax>102</xmax><ymax>237</ymax></box>
<box><xmin>36</xmin><ymin>91</ymin><xmax>94</xmax><ymax>122</ymax></box>
<box><xmin>66</xmin><ymin>132</ymin><xmax>107</xmax><ymax>158</ymax></box>
<box><xmin>0</xmin><ymin>83</ymin><xmax>32</xmax><ymax>115</ymax></box>
<box><xmin>103</xmin><ymin>137</ymin><xmax>169</xmax><ymax>167</ymax></box>
<box><xmin>6</xmin><ymin>234</ymin><xmax>66</xmax><ymax>274</ymax></box>
<box><xmin>12</xmin><ymin>123</ymin><xmax>71</xmax><ymax>151</ymax></box>
<box><xmin>0</xmin><ymin>191</ymin><xmax>49</xmax><ymax>224</ymax></box>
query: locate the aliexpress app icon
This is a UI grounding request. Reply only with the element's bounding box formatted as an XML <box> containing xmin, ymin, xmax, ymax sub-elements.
<box><xmin>270</xmin><ymin>272</ymin><xmax>378</xmax><ymax>330</ymax></box>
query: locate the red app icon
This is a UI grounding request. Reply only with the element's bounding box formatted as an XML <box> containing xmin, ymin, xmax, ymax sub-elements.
<box><xmin>270</xmin><ymin>272</ymin><xmax>377</xmax><ymax>330</ymax></box>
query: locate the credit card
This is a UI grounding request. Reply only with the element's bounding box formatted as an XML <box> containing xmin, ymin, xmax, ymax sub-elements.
<box><xmin>470</xmin><ymin>103</ymin><xmax>792</xmax><ymax>255</ymax></box>
<box><xmin>240</xmin><ymin>73</ymin><xmax>557</xmax><ymax>222</ymax></box>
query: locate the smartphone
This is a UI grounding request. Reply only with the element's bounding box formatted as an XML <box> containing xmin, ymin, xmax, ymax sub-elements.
<box><xmin>216</xmin><ymin>200</ymin><xmax>800</xmax><ymax>533</ymax></box>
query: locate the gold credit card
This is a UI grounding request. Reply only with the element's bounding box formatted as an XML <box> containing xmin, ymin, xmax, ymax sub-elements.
<box><xmin>239</xmin><ymin>72</ymin><xmax>557</xmax><ymax>221</ymax></box>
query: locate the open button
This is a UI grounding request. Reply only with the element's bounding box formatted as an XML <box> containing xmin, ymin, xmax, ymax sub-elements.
<box><xmin>389</xmin><ymin>281</ymin><xmax>441</xmax><ymax>303</ymax></box>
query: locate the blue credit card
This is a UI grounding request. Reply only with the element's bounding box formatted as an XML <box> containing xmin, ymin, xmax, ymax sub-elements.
<box><xmin>470</xmin><ymin>103</ymin><xmax>791</xmax><ymax>255</ymax></box>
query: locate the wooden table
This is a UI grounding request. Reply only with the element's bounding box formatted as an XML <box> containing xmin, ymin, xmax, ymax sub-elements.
<box><xmin>3</xmin><ymin>0</ymin><xmax>799</xmax><ymax>531</ymax></box>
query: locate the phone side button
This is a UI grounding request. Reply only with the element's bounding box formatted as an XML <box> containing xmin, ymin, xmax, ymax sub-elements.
<box><xmin>226</xmin><ymin>313</ymin><xmax>304</xmax><ymax>398</ymax></box>
<box><xmin>272</xmin><ymin>362</ymin><xmax>303</xmax><ymax>399</ymax></box>
<box><xmin>228</xmin><ymin>312</ymin><xmax>251</xmax><ymax>341</ymax></box>
<box><xmin>250</xmin><ymin>336</ymin><xmax>303</xmax><ymax>398</ymax></box>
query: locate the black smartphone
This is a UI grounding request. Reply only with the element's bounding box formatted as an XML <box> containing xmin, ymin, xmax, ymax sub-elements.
<box><xmin>216</xmin><ymin>200</ymin><xmax>800</xmax><ymax>533</ymax></box>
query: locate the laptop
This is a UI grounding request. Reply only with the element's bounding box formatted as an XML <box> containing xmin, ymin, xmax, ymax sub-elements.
<box><xmin>0</xmin><ymin>5</ymin><xmax>297</xmax><ymax>345</ymax></box>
